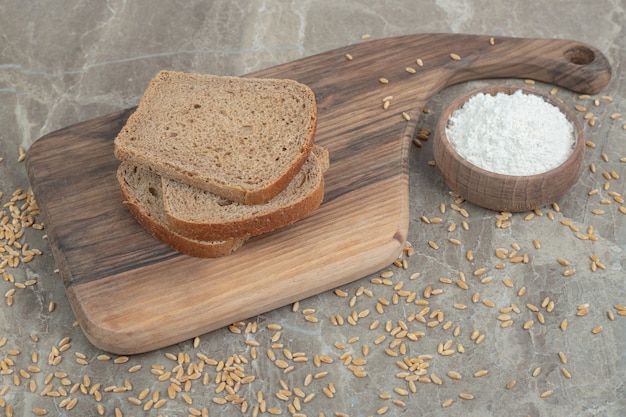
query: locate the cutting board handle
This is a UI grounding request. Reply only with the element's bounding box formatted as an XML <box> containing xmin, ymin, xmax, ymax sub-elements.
<box><xmin>443</xmin><ymin>35</ymin><xmax>611</xmax><ymax>94</ymax></box>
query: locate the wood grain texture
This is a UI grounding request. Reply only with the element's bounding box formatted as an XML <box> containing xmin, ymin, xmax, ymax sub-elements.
<box><xmin>26</xmin><ymin>34</ymin><xmax>611</xmax><ymax>354</ymax></box>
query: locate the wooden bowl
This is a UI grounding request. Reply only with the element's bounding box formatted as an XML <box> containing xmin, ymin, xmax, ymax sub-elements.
<box><xmin>433</xmin><ymin>85</ymin><xmax>585</xmax><ymax>212</ymax></box>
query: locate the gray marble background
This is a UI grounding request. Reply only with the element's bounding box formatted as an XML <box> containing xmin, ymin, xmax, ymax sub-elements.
<box><xmin>1</xmin><ymin>1</ymin><xmax>624</xmax><ymax>416</ymax></box>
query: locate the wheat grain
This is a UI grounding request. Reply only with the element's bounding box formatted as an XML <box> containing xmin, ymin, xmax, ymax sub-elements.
<box><xmin>447</xmin><ymin>371</ymin><xmax>462</xmax><ymax>380</ymax></box>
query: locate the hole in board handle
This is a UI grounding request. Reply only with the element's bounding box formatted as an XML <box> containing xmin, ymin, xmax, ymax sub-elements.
<box><xmin>564</xmin><ymin>46</ymin><xmax>595</xmax><ymax>65</ymax></box>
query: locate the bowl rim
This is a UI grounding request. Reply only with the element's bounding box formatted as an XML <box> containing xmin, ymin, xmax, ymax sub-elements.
<box><xmin>436</xmin><ymin>84</ymin><xmax>585</xmax><ymax>181</ymax></box>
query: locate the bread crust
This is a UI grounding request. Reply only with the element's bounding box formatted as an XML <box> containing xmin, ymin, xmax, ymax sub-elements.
<box><xmin>166</xmin><ymin>178</ymin><xmax>324</xmax><ymax>241</ymax></box>
<box><xmin>114</xmin><ymin>70</ymin><xmax>318</xmax><ymax>205</ymax></box>
<box><xmin>163</xmin><ymin>147</ymin><xmax>327</xmax><ymax>240</ymax></box>
<box><xmin>241</xmin><ymin>135</ymin><xmax>315</xmax><ymax>205</ymax></box>
<box><xmin>123</xmin><ymin>200</ymin><xmax>246</xmax><ymax>258</ymax></box>
<box><xmin>117</xmin><ymin>164</ymin><xmax>247</xmax><ymax>258</ymax></box>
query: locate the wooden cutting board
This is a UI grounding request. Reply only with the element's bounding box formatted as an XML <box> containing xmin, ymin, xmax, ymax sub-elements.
<box><xmin>26</xmin><ymin>34</ymin><xmax>611</xmax><ymax>354</ymax></box>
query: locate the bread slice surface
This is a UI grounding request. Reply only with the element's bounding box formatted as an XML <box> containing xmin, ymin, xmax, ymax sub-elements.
<box><xmin>117</xmin><ymin>162</ymin><xmax>246</xmax><ymax>258</ymax></box>
<box><xmin>163</xmin><ymin>146</ymin><xmax>329</xmax><ymax>240</ymax></box>
<box><xmin>114</xmin><ymin>70</ymin><xmax>317</xmax><ymax>204</ymax></box>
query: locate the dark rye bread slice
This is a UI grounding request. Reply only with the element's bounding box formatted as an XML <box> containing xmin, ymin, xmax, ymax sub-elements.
<box><xmin>114</xmin><ymin>70</ymin><xmax>317</xmax><ymax>205</ymax></box>
<box><xmin>162</xmin><ymin>146</ymin><xmax>329</xmax><ymax>241</ymax></box>
<box><xmin>117</xmin><ymin>162</ymin><xmax>247</xmax><ymax>258</ymax></box>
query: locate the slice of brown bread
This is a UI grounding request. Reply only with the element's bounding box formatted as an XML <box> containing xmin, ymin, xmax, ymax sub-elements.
<box><xmin>162</xmin><ymin>146</ymin><xmax>329</xmax><ymax>241</ymax></box>
<box><xmin>117</xmin><ymin>162</ymin><xmax>247</xmax><ymax>258</ymax></box>
<box><xmin>114</xmin><ymin>70</ymin><xmax>317</xmax><ymax>205</ymax></box>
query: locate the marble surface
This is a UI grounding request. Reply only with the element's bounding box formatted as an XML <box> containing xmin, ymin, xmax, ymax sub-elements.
<box><xmin>1</xmin><ymin>1</ymin><xmax>625</xmax><ymax>416</ymax></box>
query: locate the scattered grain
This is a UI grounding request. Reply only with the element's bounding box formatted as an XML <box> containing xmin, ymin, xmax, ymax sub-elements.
<box><xmin>17</xmin><ymin>148</ymin><xmax>26</xmax><ymax>163</ymax></box>
<box><xmin>563</xmin><ymin>268</ymin><xmax>576</xmax><ymax>277</ymax></box>
<box><xmin>482</xmin><ymin>299</ymin><xmax>495</xmax><ymax>308</ymax></box>
<box><xmin>447</xmin><ymin>371</ymin><xmax>462</xmax><ymax>380</ymax></box>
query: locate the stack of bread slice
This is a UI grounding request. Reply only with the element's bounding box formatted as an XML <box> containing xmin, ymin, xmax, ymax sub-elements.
<box><xmin>113</xmin><ymin>70</ymin><xmax>326</xmax><ymax>257</ymax></box>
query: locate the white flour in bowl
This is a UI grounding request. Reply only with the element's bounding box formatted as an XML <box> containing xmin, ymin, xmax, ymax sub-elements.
<box><xmin>445</xmin><ymin>89</ymin><xmax>576</xmax><ymax>176</ymax></box>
